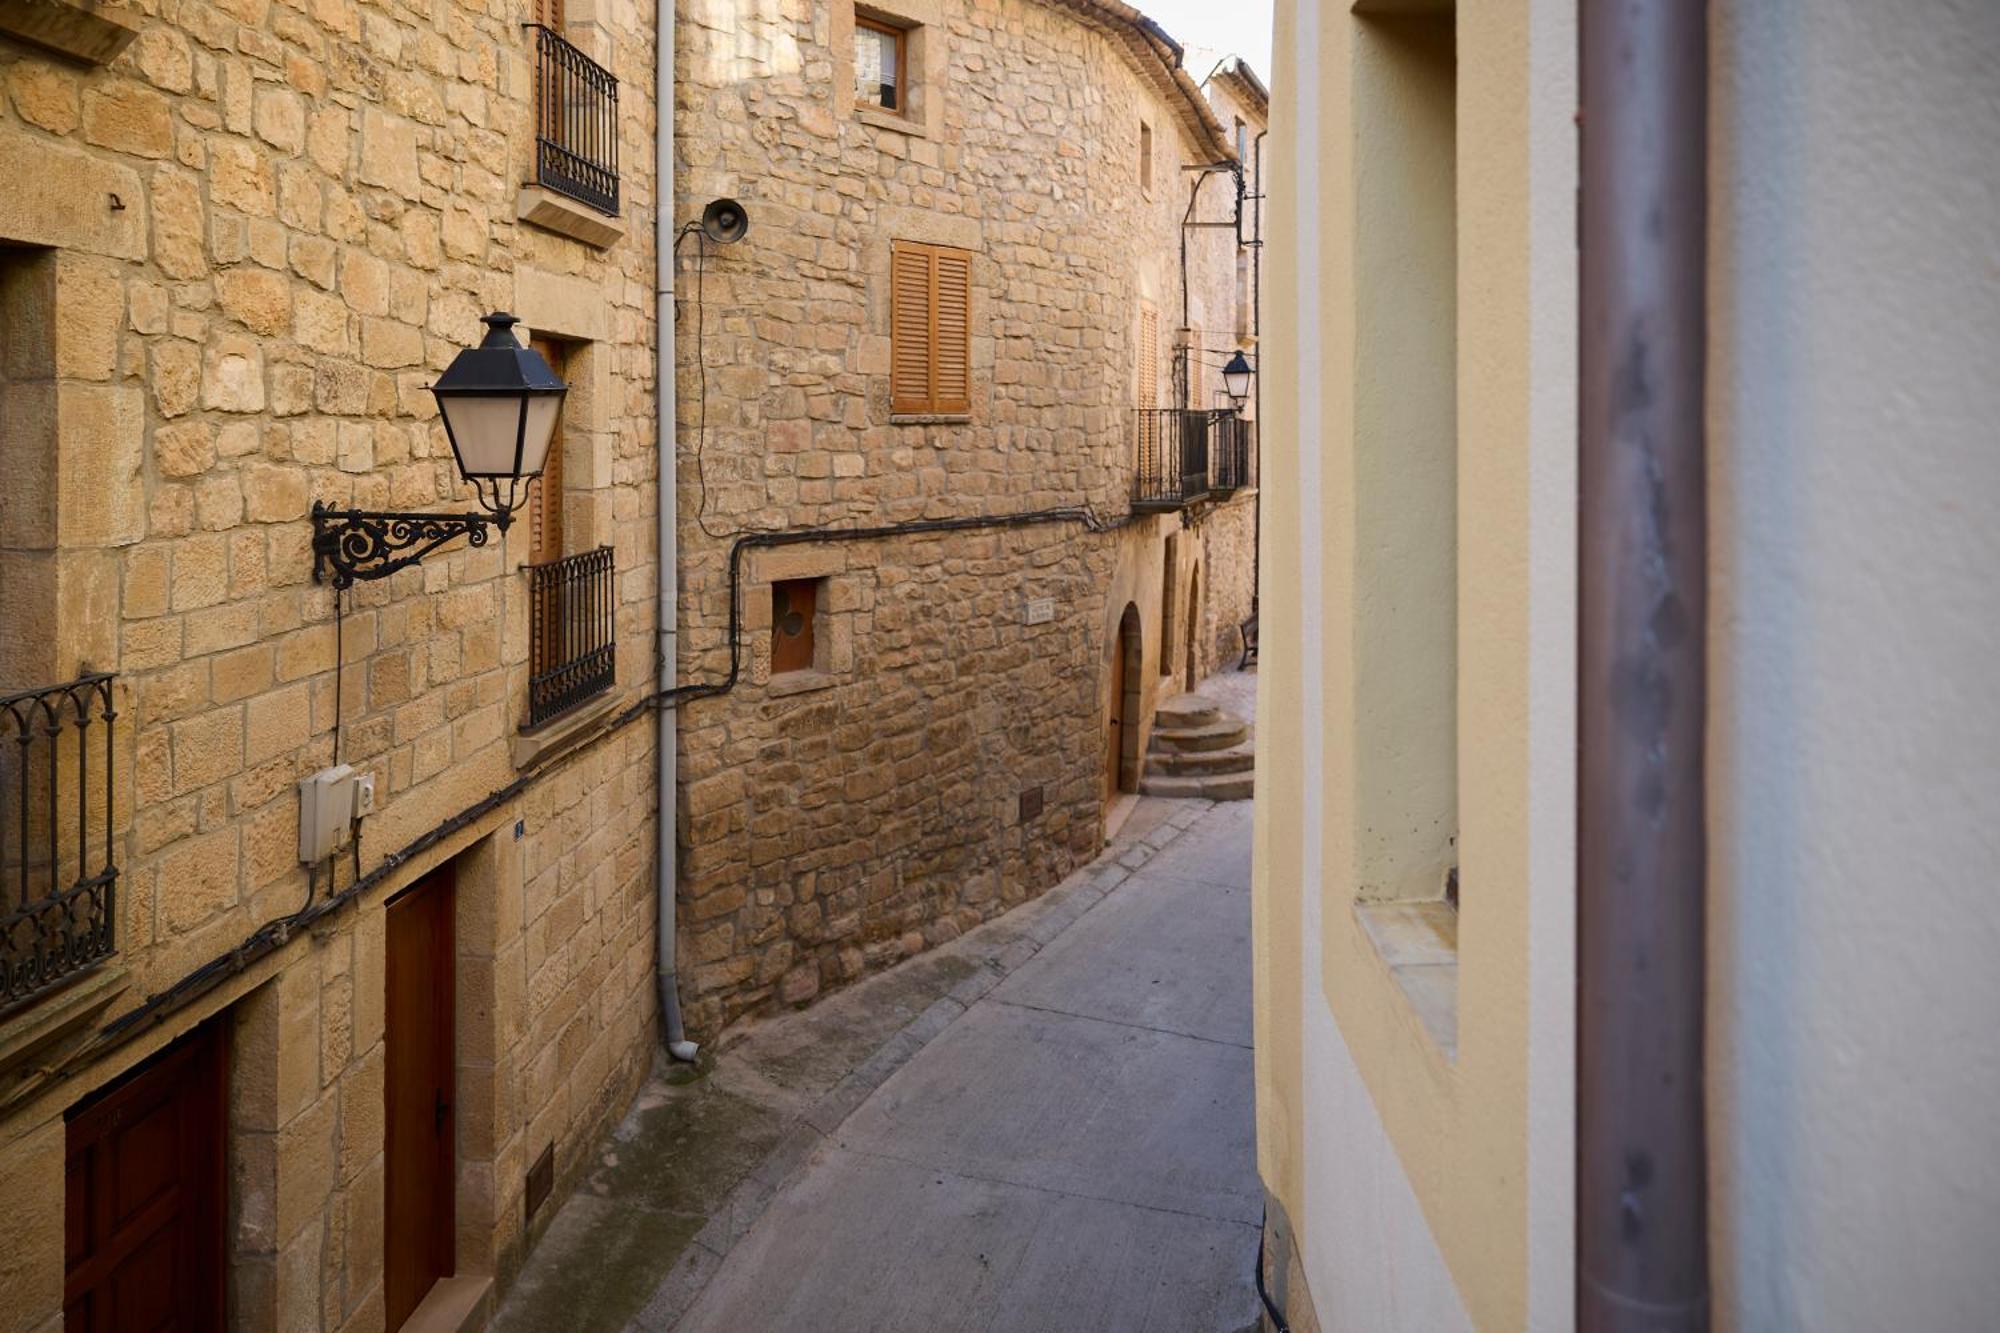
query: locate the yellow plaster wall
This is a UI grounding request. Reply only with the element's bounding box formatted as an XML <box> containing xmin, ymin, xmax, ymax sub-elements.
<box><xmin>1255</xmin><ymin>1</ymin><xmax>1577</xmax><ymax>1329</ymax></box>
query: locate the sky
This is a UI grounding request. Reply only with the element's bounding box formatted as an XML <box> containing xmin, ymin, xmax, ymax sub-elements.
<box><xmin>1137</xmin><ymin>0</ymin><xmax>1274</xmax><ymax>88</ymax></box>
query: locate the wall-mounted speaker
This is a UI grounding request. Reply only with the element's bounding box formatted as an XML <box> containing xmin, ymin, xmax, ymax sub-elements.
<box><xmin>700</xmin><ymin>198</ymin><xmax>750</xmax><ymax>245</ymax></box>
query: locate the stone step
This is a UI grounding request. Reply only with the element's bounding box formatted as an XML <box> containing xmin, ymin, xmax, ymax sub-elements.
<box><xmin>1138</xmin><ymin>771</ymin><xmax>1256</xmax><ymax>801</ymax></box>
<box><xmin>1153</xmin><ymin>698</ymin><xmax>1222</xmax><ymax>729</ymax></box>
<box><xmin>1146</xmin><ymin>745</ymin><xmax>1255</xmax><ymax>776</ymax></box>
<box><xmin>1148</xmin><ymin>717</ymin><xmax>1251</xmax><ymax>753</ymax></box>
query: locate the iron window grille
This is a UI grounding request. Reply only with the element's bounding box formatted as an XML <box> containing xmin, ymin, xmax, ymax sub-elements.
<box><xmin>528</xmin><ymin>24</ymin><xmax>619</xmax><ymax>216</ymax></box>
<box><xmin>1131</xmin><ymin>408</ymin><xmax>1215</xmax><ymax>512</ymax></box>
<box><xmin>1</xmin><ymin>671</ymin><xmax>118</xmax><ymax>1015</ymax></box>
<box><xmin>1210</xmin><ymin>415</ymin><xmax>1255</xmax><ymax>494</ymax></box>
<box><xmin>526</xmin><ymin>546</ymin><xmax>616</xmax><ymax>728</ymax></box>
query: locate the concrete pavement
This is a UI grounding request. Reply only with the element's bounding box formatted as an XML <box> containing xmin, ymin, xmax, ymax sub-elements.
<box><xmin>494</xmin><ymin>675</ymin><xmax>1261</xmax><ymax>1333</ymax></box>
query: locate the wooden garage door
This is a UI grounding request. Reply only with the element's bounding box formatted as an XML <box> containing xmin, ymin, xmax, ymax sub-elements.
<box><xmin>64</xmin><ymin>1021</ymin><xmax>226</xmax><ymax>1333</ymax></box>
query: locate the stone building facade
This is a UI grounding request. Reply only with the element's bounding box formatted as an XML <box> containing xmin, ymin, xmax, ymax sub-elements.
<box><xmin>0</xmin><ymin>0</ymin><xmax>667</xmax><ymax>1326</ymax></box>
<box><xmin>0</xmin><ymin>0</ymin><xmax>1264</xmax><ymax>1324</ymax></box>
<box><xmin>668</xmin><ymin>0</ymin><xmax>1264</xmax><ymax>1034</ymax></box>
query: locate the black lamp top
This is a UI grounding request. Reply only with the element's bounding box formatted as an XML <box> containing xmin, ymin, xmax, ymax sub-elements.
<box><xmin>432</xmin><ymin>312</ymin><xmax>568</xmax><ymax>397</ymax></box>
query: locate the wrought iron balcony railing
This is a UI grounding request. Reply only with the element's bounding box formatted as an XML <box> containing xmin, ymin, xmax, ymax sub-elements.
<box><xmin>2</xmin><ymin>672</ymin><xmax>117</xmax><ymax>1015</ymax></box>
<box><xmin>1132</xmin><ymin>408</ymin><xmax>1214</xmax><ymax>512</ymax></box>
<box><xmin>1210</xmin><ymin>414</ymin><xmax>1255</xmax><ymax>494</ymax></box>
<box><xmin>526</xmin><ymin>546</ymin><xmax>616</xmax><ymax>728</ymax></box>
<box><xmin>529</xmin><ymin>24</ymin><xmax>619</xmax><ymax>216</ymax></box>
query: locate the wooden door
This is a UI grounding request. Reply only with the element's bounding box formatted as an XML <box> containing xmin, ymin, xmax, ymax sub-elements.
<box><xmin>65</xmin><ymin>1020</ymin><xmax>226</xmax><ymax>1333</ymax></box>
<box><xmin>385</xmin><ymin>868</ymin><xmax>456</xmax><ymax>1332</ymax></box>
<box><xmin>1185</xmin><ymin>566</ymin><xmax>1202</xmax><ymax>692</ymax></box>
<box><xmin>1107</xmin><ymin>618</ymin><xmax>1126</xmax><ymax>806</ymax></box>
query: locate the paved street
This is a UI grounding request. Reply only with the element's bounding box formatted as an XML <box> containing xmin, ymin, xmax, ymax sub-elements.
<box><xmin>495</xmin><ymin>675</ymin><xmax>1262</xmax><ymax>1333</ymax></box>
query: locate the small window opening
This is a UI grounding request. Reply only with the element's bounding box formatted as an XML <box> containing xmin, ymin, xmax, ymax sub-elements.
<box><xmin>771</xmin><ymin>578</ymin><xmax>820</xmax><ymax>675</ymax></box>
<box><xmin>855</xmin><ymin>17</ymin><xmax>904</xmax><ymax>112</ymax></box>
<box><xmin>1139</xmin><ymin>121</ymin><xmax>1154</xmax><ymax>193</ymax></box>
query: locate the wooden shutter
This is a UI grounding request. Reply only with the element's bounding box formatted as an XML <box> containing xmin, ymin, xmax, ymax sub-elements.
<box><xmin>528</xmin><ymin>336</ymin><xmax>564</xmax><ymax>565</ymax></box>
<box><xmin>533</xmin><ymin>0</ymin><xmax>563</xmax><ymax>25</ymax></box>
<box><xmin>771</xmin><ymin>579</ymin><xmax>817</xmax><ymax>674</ymax></box>
<box><xmin>1138</xmin><ymin>304</ymin><xmax>1159</xmax><ymax>408</ymax></box>
<box><xmin>932</xmin><ymin>248</ymin><xmax>971</xmax><ymax>414</ymax></box>
<box><xmin>890</xmin><ymin>241</ymin><xmax>974</xmax><ymax>415</ymax></box>
<box><xmin>891</xmin><ymin>243</ymin><xmax>934</xmax><ymax>413</ymax></box>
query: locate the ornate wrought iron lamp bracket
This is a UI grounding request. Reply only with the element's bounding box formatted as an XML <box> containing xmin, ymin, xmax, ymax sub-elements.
<box><xmin>311</xmin><ymin>500</ymin><xmax>514</xmax><ymax>590</ymax></box>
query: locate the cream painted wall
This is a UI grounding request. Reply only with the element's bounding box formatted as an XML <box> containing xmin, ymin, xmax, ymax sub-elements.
<box><xmin>1706</xmin><ymin>2</ymin><xmax>2000</xmax><ymax>1328</ymax></box>
<box><xmin>1255</xmin><ymin>0</ymin><xmax>1577</xmax><ymax>1329</ymax></box>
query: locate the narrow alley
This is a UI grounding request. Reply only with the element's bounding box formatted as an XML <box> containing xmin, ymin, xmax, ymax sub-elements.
<box><xmin>495</xmin><ymin>672</ymin><xmax>1262</xmax><ymax>1333</ymax></box>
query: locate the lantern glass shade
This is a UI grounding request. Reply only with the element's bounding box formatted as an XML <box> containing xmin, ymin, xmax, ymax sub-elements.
<box><xmin>436</xmin><ymin>390</ymin><xmax>562</xmax><ymax>479</ymax></box>
<box><xmin>1221</xmin><ymin>350</ymin><xmax>1254</xmax><ymax>405</ymax></box>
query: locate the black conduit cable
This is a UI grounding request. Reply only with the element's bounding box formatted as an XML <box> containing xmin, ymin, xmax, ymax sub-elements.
<box><xmin>1255</xmin><ymin>1203</ymin><xmax>1293</xmax><ymax>1333</ymax></box>
<box><xmin>28</xmin><ymin>503</ymin><xmax>1133</xmax><ymax>1098</ymax></box>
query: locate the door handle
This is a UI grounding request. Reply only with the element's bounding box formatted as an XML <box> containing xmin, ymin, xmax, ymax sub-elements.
<box><xmin>435</xmin><ymin>1088</ymin><xmax>450</xmax><ymax>1135</ymax></box>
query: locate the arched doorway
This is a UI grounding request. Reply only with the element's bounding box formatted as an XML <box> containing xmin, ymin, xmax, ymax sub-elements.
<box><xmin>1184</xmin><ymin>565</ymin><xmax>1202</xmax><ymax>692</ymax></box>
<box><xmin>1108</xmin><ymin>603</ymin><xmax>1144</xmax><ymax>808</ymax></box>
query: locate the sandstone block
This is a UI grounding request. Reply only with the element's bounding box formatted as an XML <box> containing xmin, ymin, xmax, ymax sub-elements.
<box><xmin>217</xmin><ymin>267</ymin><xmax>293</xmax><ymax>336</ymax></box>
<box><xmin>81</xmin><ymin>80</ymin><xmax>173</xmax><ymax>158</ymax></box>
<box><xmin>158</xmin><ymin>827</ymin><xmax>239</xmax><ymax>929</ymax></box>
<box><xmin>357</xmin><ymin>109</ymin><xmax>420</xmax><ymax>199</ymax></box>
<box><xmin>202</xmin><ymin>335</ymin><xmax>266</xmax><ymax>412</ymax></box>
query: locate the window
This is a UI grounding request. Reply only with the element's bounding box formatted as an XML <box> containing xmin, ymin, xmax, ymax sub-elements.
<box><xmin>771</xmin><ymin>579</ymin><xmax>820</xmax><ymax>674</ymax></box>
<box><xmin>855</xmin><ymin>17</ymin><xmax>904</xmax><ymax>112</ymax></box>
<box><xmin>890</xmin><ymin>240</ymin><xmax>973</xmax><ymax>415</ymax></box>
<box><xmin>1139</xmin><ymin>121</ymin><xmax>1154</xmax><ymax>193</ymax></box>
<box><xmin>1351</xmin><ymin>2</ymin><xmax>1459</xmax><ymax>1051</ymax></box>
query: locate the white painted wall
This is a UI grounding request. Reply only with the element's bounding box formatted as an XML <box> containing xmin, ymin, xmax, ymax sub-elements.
<box><xmin>1707</xmin><ymin>2</ymin><xmax>2000</xmax><ymax>1329</ymax></box>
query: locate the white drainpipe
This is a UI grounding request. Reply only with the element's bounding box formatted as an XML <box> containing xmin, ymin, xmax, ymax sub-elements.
<box><xmin>655</xmin><ymin>0</ymin><xmax>697</xmax><ymax>1062</ymax></box>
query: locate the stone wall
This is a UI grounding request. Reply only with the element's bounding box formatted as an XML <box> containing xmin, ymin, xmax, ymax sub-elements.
<box><xmin>669</xmin><ymin>0</ymin><xmax>1252</xmax><ymax>1034</ymax></box>
<box><xmin>0</xmin><ymin>0</ymin><xmax>665</xmax><ymax>1323</ymax></box>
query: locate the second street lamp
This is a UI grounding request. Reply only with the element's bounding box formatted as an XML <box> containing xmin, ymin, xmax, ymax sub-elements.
<box><xmin>1221</xmin><ymin>349</ymin><xmax>1254</xmax><ymax>409</ymax></box>
<box><xmin>312</xmin><ymin>313</ymin><xmax>569</xmax><ymax>589</ymax></box>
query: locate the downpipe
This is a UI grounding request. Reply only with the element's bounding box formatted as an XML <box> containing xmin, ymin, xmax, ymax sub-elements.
<box><xmin>655</xmin><ymin>0</ymin><xmax>696</xmax><ymax>1063</ymax></box>
<box><xmin>1577</xmin><ymin>0</ymin><xmax>1708</xmax><ymax>1325</ymax></box>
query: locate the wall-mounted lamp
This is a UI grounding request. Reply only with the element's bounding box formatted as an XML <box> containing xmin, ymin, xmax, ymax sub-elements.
<box><xmin>1221</xmin><ymin>349</ymin><xmax>1254</xmax><ymax>408</ymax></box>
<box><xmin>312</xmin><ymin>313</ymin><xmax>567</xmax><ymax>589</ymax></box>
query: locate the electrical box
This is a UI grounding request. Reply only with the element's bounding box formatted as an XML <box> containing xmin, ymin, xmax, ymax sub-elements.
<box><xmin>299</xmin><ymin>764</ymin><xmax>357</xmax><ymax>863</ymax></box>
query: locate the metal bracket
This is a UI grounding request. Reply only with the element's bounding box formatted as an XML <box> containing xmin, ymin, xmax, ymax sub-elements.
<box><xmin>310</xmin><ymin>501</ymin><xmax>512</xmax><ymax>590</ymax></box>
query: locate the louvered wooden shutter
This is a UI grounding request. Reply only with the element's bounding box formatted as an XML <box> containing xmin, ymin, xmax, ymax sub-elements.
<box><xmin>529</xmin><ymin>336</ymin><xmax>565</xmax><ymax>564</ymax></box>
<box><xmin>891</xmin><ymin>241</ymin><xmax>974</xmax><ymax>415</ymax></box>
<box><xmin>891</xmin><ymin>243</ymin><xmax>934</xmax><ymax>413</ymax></box>
<box><xmin>1138</xmin><ymin>305</ymin><xmax>1159</xmax><ymax>408</ymax></box>
<box><xmin>533</xmin><ymin>0</ymin><xmax>563</xmax><ymax>25</ymax></box>
<box><xmin>932</xmin><ymin>248</ymin><xmax>971</xmax><ymax>414</ymax></box>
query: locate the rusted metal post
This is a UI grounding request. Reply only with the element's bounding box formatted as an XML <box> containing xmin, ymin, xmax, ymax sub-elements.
<box><xmin>1577</xmin><ymin>1</ymin><xmax>1710</xmax><ymax>1330</ymax></box>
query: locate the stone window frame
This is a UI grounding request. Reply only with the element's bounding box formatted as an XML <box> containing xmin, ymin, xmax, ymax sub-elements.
<box><xmin>862</xmin><ymin>214</ymin><xmax>987</xmax><ymax>426</ymax></box>
<box><xmin>509</xmin><ymin>271</ymin><xmax>625</xmax><ymax>765</ymax></box>
<box><xmin>833</xmin><ymin>0</ymin><xmax>943</xmax><ymax>140</ymax></box>
<box><xmin>746</xmin><ymin>548</ymin><xmax>856</xmax><ymax>698</ymax></box>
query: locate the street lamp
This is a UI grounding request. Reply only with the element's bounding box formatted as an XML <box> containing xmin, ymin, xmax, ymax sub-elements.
<box><xmin>312</xmin><ymin>313</ymin><xmax>568</xmax><ymax>589</ymax></box>
<box><xmin>1221</xmin><ymin>349</ymin><xmax>1254</xmax><ymax>409</ymax></box>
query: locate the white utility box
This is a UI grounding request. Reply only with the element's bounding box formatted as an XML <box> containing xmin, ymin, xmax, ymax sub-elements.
<box><xmin>299</xmin><ymin>764</ymin><xmax>357</xmax><ymax>863</ymax></box>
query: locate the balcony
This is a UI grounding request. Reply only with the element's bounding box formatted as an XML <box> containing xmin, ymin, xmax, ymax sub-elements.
<box><xmin>1132</xmin><ymin>408</ymin><xmax>1214</xmax><ymax>513</ymax></box>
<box><xmin>529</xmin><ymin>24</ymin><xmax>619</xmax><ymax>217</ymax></box>
<box><xmin>526</xmin><ymin>547</ymin><xmax>617</xmax><ymax>729</ymax></box>
<box><xmin>1</xmin><ymin>672</ymin><xmax>118</xmax><ymax>1017</ymax></box>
